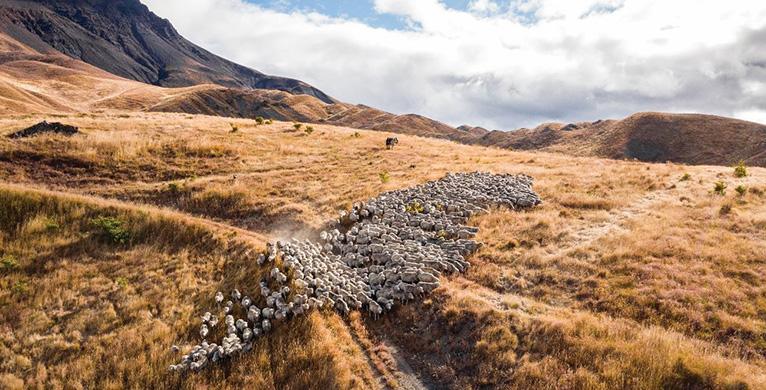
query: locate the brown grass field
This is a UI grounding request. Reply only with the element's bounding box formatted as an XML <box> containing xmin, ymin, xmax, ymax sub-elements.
<box><xmin>1</xmin><ymin>112</ymin><xmax>765</xmax><ymax>389</ymax></box>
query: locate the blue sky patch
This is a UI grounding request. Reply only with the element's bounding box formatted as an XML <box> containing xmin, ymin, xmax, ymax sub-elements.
<box><xmin>244</xmin><ymin>0</ymin><xmax>478</xmax><ymax>29</ymax></box>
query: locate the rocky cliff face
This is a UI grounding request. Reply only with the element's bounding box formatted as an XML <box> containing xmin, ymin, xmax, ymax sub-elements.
<box><xmin>0</xmin><ymin>0</ymin><xmax>335</xmax><ymax>103</ymax></box>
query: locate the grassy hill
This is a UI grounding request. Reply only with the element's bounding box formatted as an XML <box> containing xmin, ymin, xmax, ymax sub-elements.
<box><xmin>1</xmin><ymin>112</ymin><xmax>765</xmax><ymax>389</ymax></box>
<box><xmin>472</xmin><ymin>112</ymin><xmax>766</xmax><ymax>167</ymax></box>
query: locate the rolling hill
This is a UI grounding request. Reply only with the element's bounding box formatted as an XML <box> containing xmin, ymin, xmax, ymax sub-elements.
<box><xmin>2</xmin><ymin>0</ymin><xmax>765</xmax><ymax>169</ymax></box>
<box><xmin>464</xmin><ymin>112</ymin><xmax>766</xmax><ymax>167</ymax></box>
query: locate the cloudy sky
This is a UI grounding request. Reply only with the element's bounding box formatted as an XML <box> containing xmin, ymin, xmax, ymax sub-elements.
<box><xmin>142</xmin><ymin>0</ymin><xmax>766</xmax><ymax>129</ymax></box>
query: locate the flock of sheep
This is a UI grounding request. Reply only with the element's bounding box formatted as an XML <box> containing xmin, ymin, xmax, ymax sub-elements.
<box><xmin>169</xmin><ymin>172</ymin><xmax>542</xmax><ymax>373</ymax></box>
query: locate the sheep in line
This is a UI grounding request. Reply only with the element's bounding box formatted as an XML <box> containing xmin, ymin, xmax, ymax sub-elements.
<box><xmin>170</xmin><ymin>172</ymin><xmax>541</xmax><ymax>373</ymax></box>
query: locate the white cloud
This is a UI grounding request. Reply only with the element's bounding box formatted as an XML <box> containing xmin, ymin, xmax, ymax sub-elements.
<box><xmin>142</xmin><ymin>0</ymin><xmax>766</xmax><ymax>128</ymax></box>
<box><xmin>468</xmin><ymin>0</ymin><xmax>500</xmax><ymax>14</ymax></box>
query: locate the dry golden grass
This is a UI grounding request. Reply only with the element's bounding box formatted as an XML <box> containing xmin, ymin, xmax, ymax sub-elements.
<box><xmin>0</xmin><ymin>187</ymin><xmax>377</xmax><ymax>390</ymax></box>
<box><xmin>1</xmin><ymin>112</ymin><xmax>765</xmax><ymax>389</ymax></box>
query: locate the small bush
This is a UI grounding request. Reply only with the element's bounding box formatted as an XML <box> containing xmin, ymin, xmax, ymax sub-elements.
<box><xmin>45</xmin><ymin>220</ymin><xmax>59</xmax><ymax>231</ymax></box>
<box><xmin>720</xmin><ymin>203</ymin><xmax>733</xmax><ymax>216</ymax></box>
<box><xmin>255</xmin><ymin>116</ymin><xmax>265</xmax><ymax>125</ymax></box>
<box><xmin>293</xmin><ymin>123</ymin><xmax>303</xmax><ymax>131</ymax></box>
<box><xmin>11</xmin><ymin>281</ymin><xmax>27</xmax><ymax>295</ymax></box>
<box><xmin>508</xmin><ymin>146</ymin><xmax>514</xmax><ymax>151</ymax></box>
<box><xmin>1</xmin><ymin>254</ymin><xmax>19</xmax><ymax>272</ymax></box>
<box><xmin>714</xmin><ymin>181</ymin><xmax>727</xmax><ymax>196</ymax></box>
<box><xmin>266</xmin><ymin>118</ymin><xmax>274</xmax><ymax>125</ymax></box>
<box><xmin>305</xmin><ymin>126</ymin><xmax>314</xmax><ymax>135</ymax></box>
<box><xmin>735</xmin><ymin>186</ymin><xmax>747</xmax><ymax>197</ymax></box>
<box><xmin>168</xmin><ymin>182</ymin><xmax>181</xmax><ymax>193</ymax></box>
<box><xmin>680</xmin><ymin>173</ymin><xmax>691</xmax><ymax>181</ymax></box>
<box><xmin>379</xmin><ymin>172</ymin><xmax>390</xmax><ymax>184</ymax></box>
<box><xmin>352</xmin><ymin>132</ymin><xmax>362</xmax><ymax>138</ymax></box>
<box><xmin>229</xmin><ymin>123</ymin><xmax>239</xmax><ymax>133</ymax></box>
<box><xmin>90</xmin><ymin>216</ymin><xmax>131</xmax><ymax>244</ymax></box>
<box><xmin>734</xmin><ymin>160</ymin><xmax>748</xmax><ymax>178</ymax></box>
<box><xmin>116</xmin><ymin>277</ymin><xmax>129</xmax><ymax>288</ymax></box>
<box><xmin>435</xmin><ymin>230</ymin><xmax>447</xmax><ymax>239</ymax></box>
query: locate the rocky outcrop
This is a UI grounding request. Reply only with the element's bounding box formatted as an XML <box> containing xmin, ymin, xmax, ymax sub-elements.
<box><xmin>8</xmin><ymin>121</ymin><xmax>79</xmax><ymax>138</ymax></box>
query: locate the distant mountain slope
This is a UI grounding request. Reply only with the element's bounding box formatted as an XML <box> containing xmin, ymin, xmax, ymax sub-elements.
<box><xmin>0</xmin><ymin>29</ymin><xmax>460</xmax><ymax>138</ymax></box>
<box><xmin>469</xmin><ymin>113</ymin><xmax>766</xmax><ymax>167</ymax></box>
<box><xmin>0</xmin><ymin>0</ymin><xmax>334</xmax><ymax>103</ymax></box>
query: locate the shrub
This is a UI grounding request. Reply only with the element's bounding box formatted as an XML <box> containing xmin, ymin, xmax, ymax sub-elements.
<box><xmin>714</xmin><ymin>181</ymin><xmax>727</xmax><ymax>196</ymax></box>
<box><xmin>266</xmin><ymin>118</ymin><xmax>274</xmax><ymax>125</ymax></box>
<box><xmin>255</xmin><ymin>116</ymin><xmax>265</xmax><ymax>125</ymax></box>
<box><xmin>293</xmin><ymin>123</ymin><xmax>303</xmax><ymax>131</ymax></box>
<box><xmin>305</xmin><ymin>126</ymin><xmax>315</xmax><ymax>135</ymax></box>
<box><xmin>735</xmin><ymin>186</ymin><xmax>747</xmax><ymax>197</ymax></box>
<box><xmin>680</xmin><ymin>173</ymin><xmax>691</xmax><ymax>181</ymax></box>
<box><xmin>168</xmin><ymin>182</ymin><xmax>181</xmax><ymax>193</ymax></box>
<box><xmin>45</xmin><ymin>220</ymin><xmax>59</xmax><ymax>231</ymax></box>
<box><xmin>11</xmin><ymin>281</ymin><xmax>27</xmax><ymax>295</ymax></box>
<box><xmin>508</xmin><ymin>146</ymin><xmax>514</xmax><ymax>151</ymax></box>
<box><xmin>90</xmin><ymin>216</ymin><xmax>131</xmax><ymax>244</ymax></box>
<box><xmin>435</xmin><ymin>230</ymin><xmax>447</xmax><ymax>239</ymax></box>
<box><xmin>229</xmin><ymin>123</ymin><xmax>239</xmax><ymax>133</ymax></box>
<box><xmin>720</xmin><ymin>203</ymin><xmax>733</xmax><ymax>216</ymax></box>
<box><xmin>379</xmin><ymin>172</ymin><xmax>390</xmax><ymax>184</ymax></box>
<box><xmin>734</xmin><ymin>160</ymin><xmax>748</xmax><ymax>178</ymax></box>
<box><xmin>1</xmin><ymin>254</ymin><xmax>19</xmax><ymax>272</ymax></box>
<box><xmin>116</xmin><ymin>277</ymin><xmax>129</xmax><ymax>288</ymax></box>
<box><xmin>352</xmin><ymin>132</ymin><xmax>362</xmax><ymax>138</ymax></box>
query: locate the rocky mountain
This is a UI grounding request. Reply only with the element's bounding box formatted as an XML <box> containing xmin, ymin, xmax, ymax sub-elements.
<box><xmin>0</xmin><ymin>0</ymin><xmax>459</xmax><ymax>137</ymax></box>
<box><xmin>0</xmin><ymin>0</ymin><xmax>334</xmax><ymax>103</ymax></box>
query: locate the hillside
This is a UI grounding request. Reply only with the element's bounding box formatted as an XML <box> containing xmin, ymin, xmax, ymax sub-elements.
<box><xmin>470</xmin><ymin>113</ymin><xmax>766</xmax><ymax>167</ymax></box>
<box><xmin>1</xmin><ymin>112</ymin><xmax>765</xmax><ymax>389</ymax></box>
<box><xmin>0</xmin><ymin>25</ymin><xmax>461</xmax><ymax>139</ymax></box>
<box><xmin>3</xmin><ymin>1</ymin><xmax>765</xmax><ymax>169</ymax></box>
<box><xmin>0</xmin><ymin>0</ymin><xmax>334</xmax><ymax>103</ymax></box>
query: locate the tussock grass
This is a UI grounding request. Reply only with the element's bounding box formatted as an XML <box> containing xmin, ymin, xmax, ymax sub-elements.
<box><xmin>1</xmin><ymin>112</ymin><xmax>765</xmax><ymax>389</ymax></box>
<box><xmin>0</xmin><ymin>188</ymin><xmax>376</xmax><ymax>390</ymax></box>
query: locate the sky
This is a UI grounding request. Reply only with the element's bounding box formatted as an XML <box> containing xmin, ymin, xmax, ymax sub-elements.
<box><xmin>142</xmin><ymin>0</ymin><xmax>766</xmax><ymax>129</ymax></box>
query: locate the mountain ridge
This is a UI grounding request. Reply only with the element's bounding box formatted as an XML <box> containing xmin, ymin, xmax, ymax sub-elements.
<box><xmin>0</xmin><ymin>0</ymin><xmax>335</xmax><ymax>103</ymax></box>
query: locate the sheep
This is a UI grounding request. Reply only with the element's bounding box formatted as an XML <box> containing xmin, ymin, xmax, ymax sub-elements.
<box><xmin>170</xmin><ymin>172</ymin><xmax>543</xmax><ymax>374</ymax></box>
<box><xmin>386</xmin><ymin>137</ymin><xmax>399</xmax><ymax>149</ymax></box>
<box><xmin>200</xmin><ymin>324</ymin><xmax>209</xmax><ymax>339</ymax></box>
<box><xmin>247</xmin><ymin>306</ymin><xmax>261</xmax><ymax>322</ymax></box>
